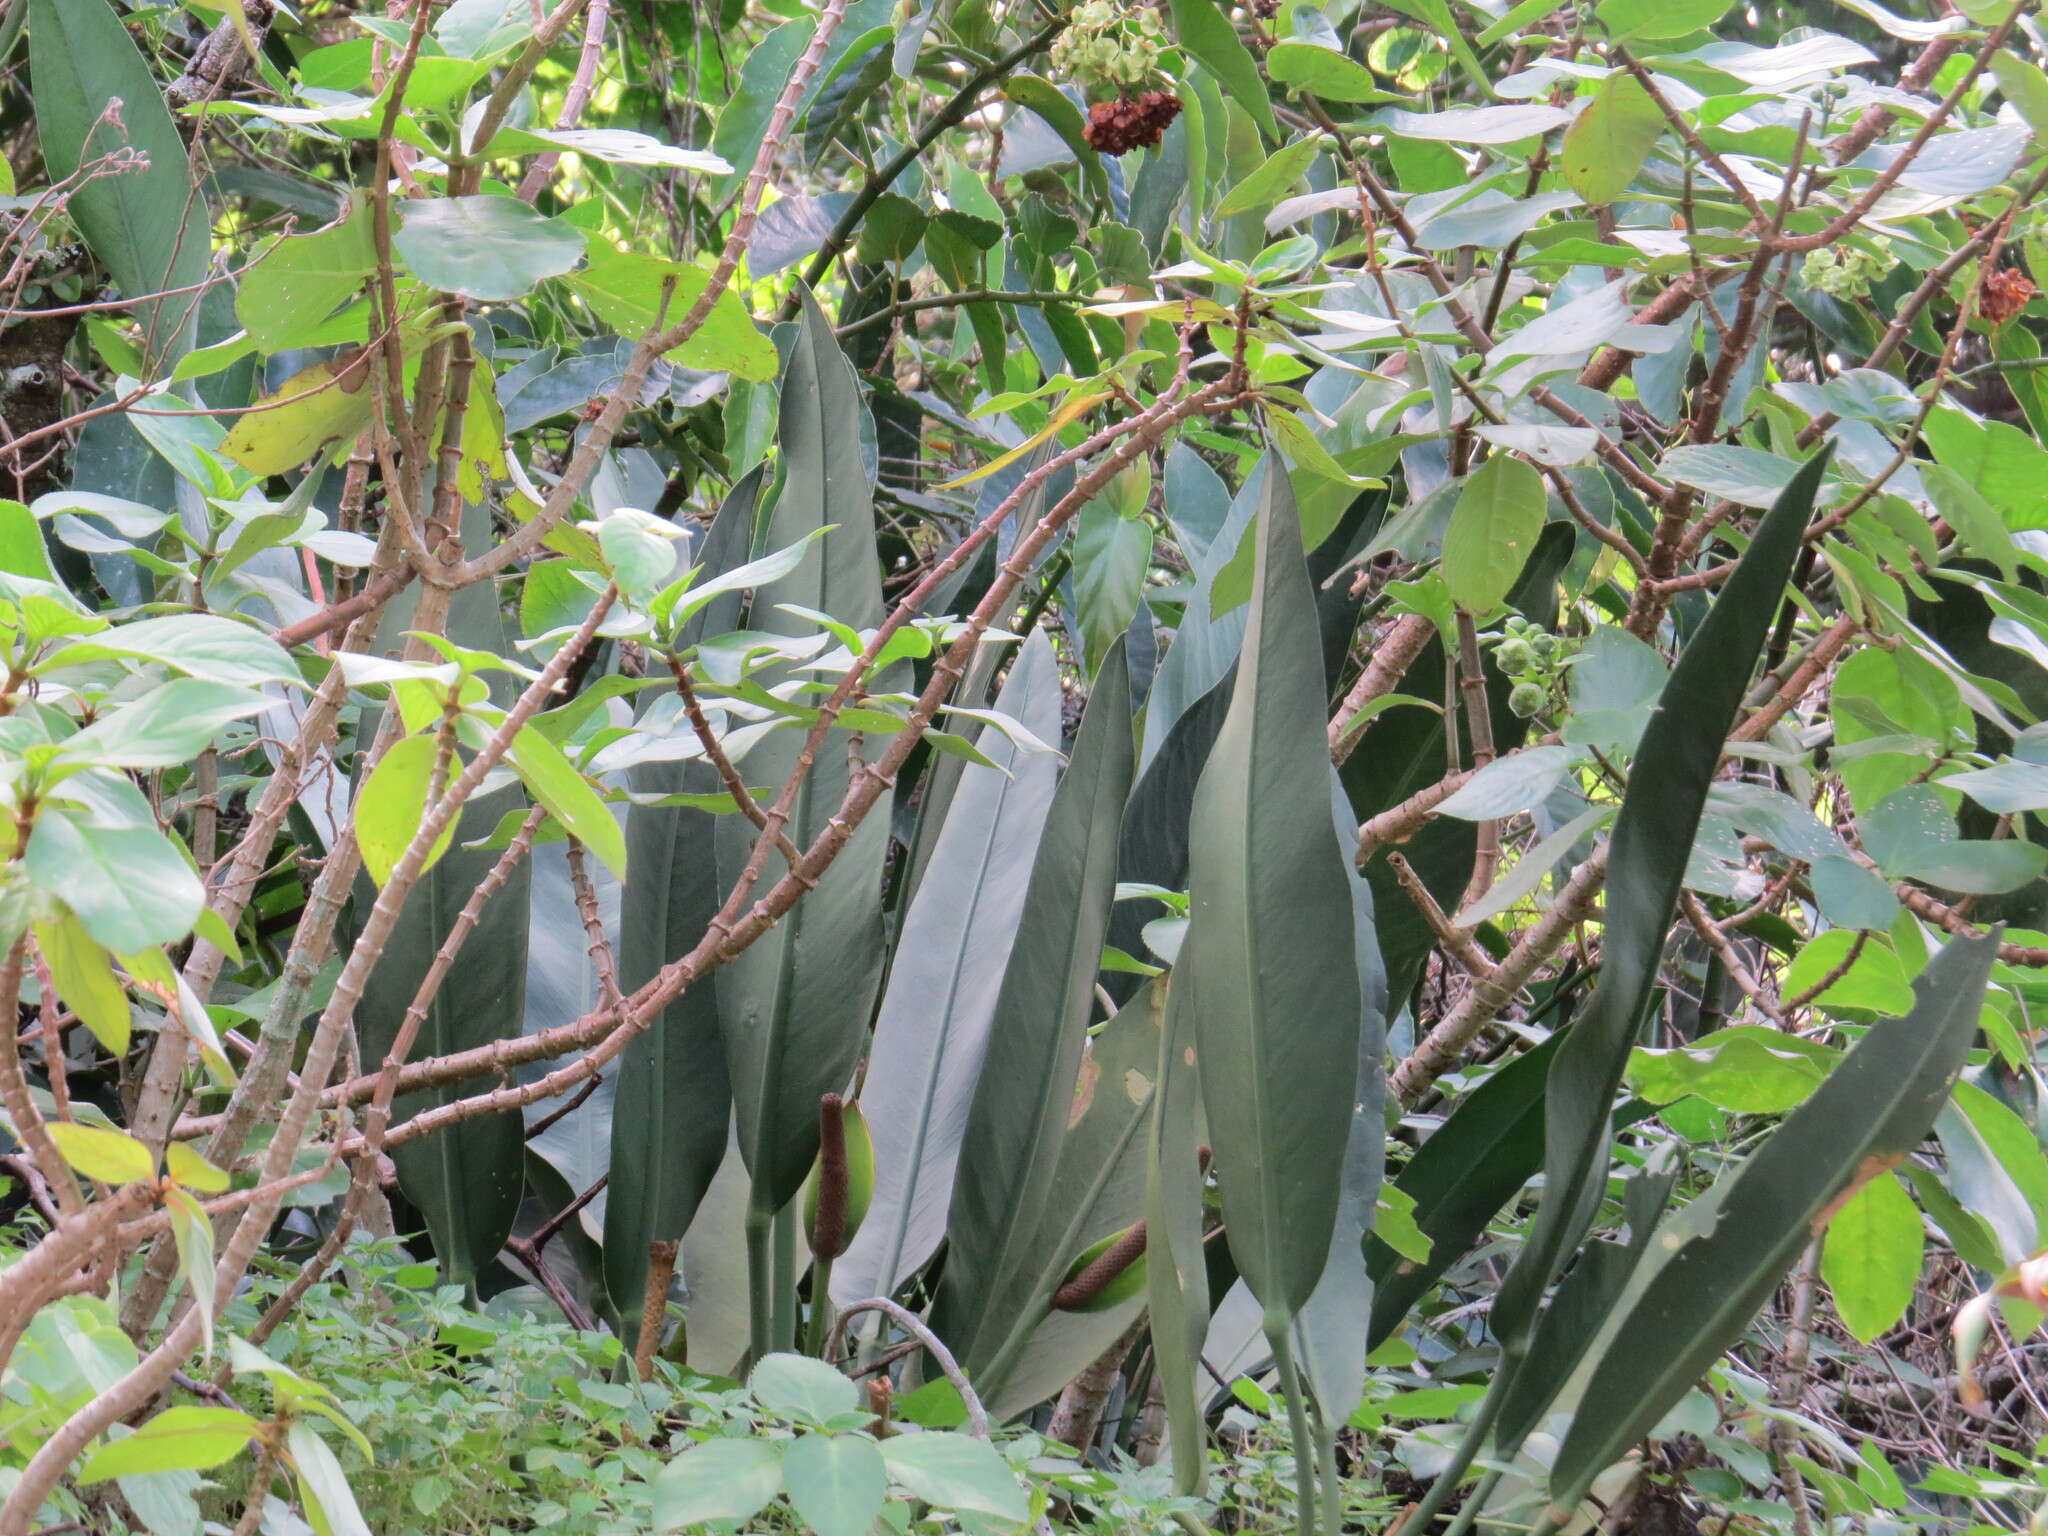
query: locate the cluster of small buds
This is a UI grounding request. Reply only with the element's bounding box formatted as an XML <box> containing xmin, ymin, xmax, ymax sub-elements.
<box><xmin>1490</xmin><ymin>615</ymin><xmax>1571</xmax><ymax>719</ymax></box>
<box><xmin>1801</xmin><ymin>244</ymin><xmax>1891</xmax><ymax>302</ymax></box>
<box><xmin>1051</xmin><ymin>0</ymin><xmax>1168</xmax><ymax>94</ymax></box>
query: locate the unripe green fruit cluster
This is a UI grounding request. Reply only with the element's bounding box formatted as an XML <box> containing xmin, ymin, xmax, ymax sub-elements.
<box><xmin>1490</xmin><ymin>615</ymin><xmax>1570</xmax><ymax>720</ymax></box>
<box><xmin>1051</xmin><ymin>0</ymin><xmax>1168</xmax><ymax>94</ymax></box>
<box><xmin>1802</xmin><ymin>245</ymin><xmax>1890</xmax><ymax>302</ymax></box>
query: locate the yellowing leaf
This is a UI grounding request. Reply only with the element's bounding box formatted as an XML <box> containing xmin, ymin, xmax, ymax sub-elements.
<box><xmin>938</xmin><ymin>391</ymin><xmax>1109</xmax><ymax>490</ymax></box>
<box><xmin>47</xmin><ymin>1122</ymin><xmax>155</xmax><ymax>1185</ymax></box>
<box><xmin>34</xmin><ymin>917</ymin><xmax>131</xmax><ymax>1053</ymax></box>
<box><xmin>1561</xmin><ymin>73</ymin><xmax>1664</xmax><ymax>206</ymax></box>
<box><xmin>220</xmin><ymin>348</ymin><xmax>379</xmax><ymax>477</ymax></box>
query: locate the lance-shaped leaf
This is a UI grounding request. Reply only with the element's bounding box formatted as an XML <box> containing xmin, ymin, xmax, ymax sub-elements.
<box><xmin>1490</xmin><ymin>448</ymin><xmax>1831</xmax><ymax>1357</ymax></box>
<box><xmin>603</xmin><ymin>475</ymin><xmax>758</xmax><ymax>1331</ymax></box>
<box><xmin>832</xmin><ymin>630</ymin><xmax>1064</xmax><ymax>1305</ymax></box>
<box><xmin>1144</xmin><ymin>970</ymin><xmax>1210</xmax><ymax>1490</ymax></box>
<box><xmin>1547</xmin><ymin>930</ymin><xmax>1996</xmax><ymax>1514</ymax></box>
<box><xmin>715</xmin><ymin>287</ymin><xmax>888</xmax><ymax>1223</ymax></box>
<box><xmin>1183</xmin><ymin>459</ymin><xmax>1364</xmax><ymax>1328</ymax></box>
<box><xmin>932</xmin><ymin>644</ymin><xmax>1135</xmax><ymax>1391</ymax></box>
<box><xmin>1290</xmin><ymin>778</ymin><xmax>1391</xmax><ymax>1425</ymax></box>
<box><xmin>32</xmin><ymin>0</ymin><xmax>209</xmax><ymax>365</ymax></box>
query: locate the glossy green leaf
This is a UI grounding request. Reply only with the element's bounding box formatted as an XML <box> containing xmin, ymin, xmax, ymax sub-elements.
<box><xmin>1366</xmin><ymin>1033</ymin><xmax>1560</xmax><ymax>1346</ymax></box>
<box><xmin>1214</xmin><ymin>136</ymin><xmax>1321</xmax><ymax>221</ymax></box>
<box><xmin>394</xmin><ymin>196</ymin><xmax>586</xmax><ymax>302</ymax></box>
<box><xmin>26</xmin><ymin>810</ymin><xmax>203</xmax><ymax>953</ymax></box>
<box><xmin>47</xmin><ymin>1122</ymin><xmax>153</xmax><ymax>1183</ymax></box>
<box><xmin>1548</xmin><ymin>930</ymin><xmax>1996</xmax><ymax>1512</ymax></box>
<box><xmin>1626</xmin><ymin>1026</ymin><xmax>1839</xmax><ymax>1114</ymax></box>
<box><xmin>287</xmin><ymin>1422</ymin><xmax>373</xmax><ymax>1536</ymax></box>
<box><xmin>1442</xmin><ymin>455</ymin><xmax>1545</xmax><ymax>614</ymax></box>
<box><xmin>1167</xmin><ymin>0</ymin><xmax>1277</xmax><ymax>138</ymax></box>
<box><xmin>164</xmin><ymin>1186</ymin><xmax>216</xmax><ymax>1353</ymax></box>
<box><xmin>933</xmin><ymin>643</ymin><xmax>1135</xmax><ymax>1394</ymax></box>
<box><xmin>1145</xmin><ymin>973</ymin><xmax>1210</xmax><ymax>1492</ymax></box>
<box><xmin>751</xmin><ymin>1352</ymin><xmax>860</xmax><ymax>1422</ymax></box>
<box><xmin>1184</xmin><ymin>459</ymin><xmax>1364</xmax><ymax>1327</ymax></box>
<box><xmin>1491</xmin><ymin>449</ymin><xmax>1830</xmax><ymax>1362</ymax></box>
<box><xmin>60</xmin><ymin>679</ymin><xmax>274</xmax><ymax>769</ymax></box>
<box><xmin>980</xmin><ymin>970</ymin><xmax>1164</xmax><ymax>1420</ymax></box>
<box><xmin>237</xmin><ymin>197</ymin><xmax>376</xmax><ymax>353</ymax></box>
<box><xmin>1074</xmin><ymin>472</ymin><xmax>1153</xmax><ymax>677</ymax></box>
<box><xmin>1264</xmin><ymin>42</ymin><xmax>1402</xmax><ymax>102</ymax></box>
<box><xmin>832</xmin><ymin>631</ymin><xmax>1062</xmax><ymax>1306</ymax></box>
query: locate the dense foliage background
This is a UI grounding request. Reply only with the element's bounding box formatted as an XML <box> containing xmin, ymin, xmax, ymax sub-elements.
<box><xmin>4</xmin><ymin>0</ymin><xmax>2048</xmax><ymax>1529</ymax></box>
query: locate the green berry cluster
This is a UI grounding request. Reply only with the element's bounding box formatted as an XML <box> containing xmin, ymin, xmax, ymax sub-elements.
<box><xmin>1490</xmin><ymin>615</ymin><xmax>1570</xmax><ymax>720</ymax></box>
<box><xmin>1051</xmin><ymin>0</ymin><xmax>1168</xmax><ymax>94</ymax></box>
<box><xmin>1802</xmin><ymin>245</ymin><xmax>1890</xmax><ymax>302</ymax></box>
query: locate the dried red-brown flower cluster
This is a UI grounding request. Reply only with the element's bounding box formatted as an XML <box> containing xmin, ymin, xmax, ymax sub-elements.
<box><xmin>1083</xmin><ymin>90</ymin><xmax>1184</xmax><ymax>154</ymax></box>
<box><xmin>1981</xmin><ymin>266</ymin><xmax>2037</xmax><ymax>325</ymax></box>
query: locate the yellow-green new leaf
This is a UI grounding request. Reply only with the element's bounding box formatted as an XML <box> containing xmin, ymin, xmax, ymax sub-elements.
<box><xmin>508</xmin><ymin>726</ymin><xmax>627</xmax><ymax>880</ymax></box>
<box><xmin>356</xmin><ymin>734</ymin><xmax>461</xmax><ymax>888</ymax></box>
<box><xmin>76</xmin><ymin>1407</ymin><xmax>259</xmax><ymax>1484</ymax></box>
<box><xmin>34</xmin><ymin>916</ymin><xmax>130</xmax><ymax>1053</ymax></box>
<box><xmin>165</xmin><ymin>1139</ymin><xmax>231</xmax><ymax>1194</ymax></box>
<box><xmin>47</xmin><ymin>1122</ymin><xmax>154</xmax><ymax>1185</ymax></box>
<box><xmin>1821</xmin><ymin>1171</ymin><xmax>1923</xmax><ymax>1343</ymax></box>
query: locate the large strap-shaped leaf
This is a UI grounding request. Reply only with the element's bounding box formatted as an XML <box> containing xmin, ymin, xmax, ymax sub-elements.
<box><xmin>1145</xmin><ymin>969</ymin><xmax>1210</xmax><ymax>1492</ymax></box>
<box><xmin>832</xmin><ymin>630</ymin><xmax>1063</xmax><ymax>1305</ymax></box>
<box><xmin>714</xmin><ymin>287</ymin><xmax>889</xmax><ymax>1221</ymax></box>
<box><xmin>1490</xmin><ymin>449</ymin><xmax>1832</xmax><ymax>1355</ymax></box>
<box><xmin>932</xmin><ymin>643</ymin><xmax>1134</xmax><ymax>1390</ymax></box>
<box><xmin>1547</xmin><ymin>929</ymin><xmax>1995</xmax><ymax>1515</ymax></box>
<box><xmin>32</xmin><ymin>0</ymin><xmax>209</xmax><ymax>365</ymax></box>
<box><xmin>1184</xmin><ymin>458</ymin><xmax>1365</xmax><ymax>1325</ymax></box>
<box><xmin>355</xmin><ymin>514</ymin><xmax>528</xmax><ymax>1288</ymax></box>
<box><xmin>1291</xmin><ymin>777</ymin><xmax>1391</xmax><ymax>1427</ymax></box>
<box><xmin>603</xmin><ymin>475</ymin><xmax>759</xmax><ymax>1329</ymax></box>
<box><xmin>988</xmin><ymin>976</ymin><xmax>1166</xmax><ymax>1420</ymax></box>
